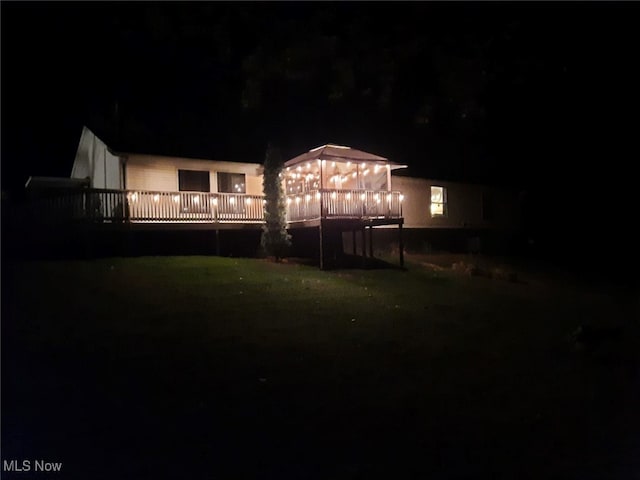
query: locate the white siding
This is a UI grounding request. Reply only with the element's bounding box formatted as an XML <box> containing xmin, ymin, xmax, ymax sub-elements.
<box><xmin>246</xmin><ymin>175</ymin><xmax>263</xmax><ymax>196</ymax></box>
<box><xmin>71</xmin><ymin>126</ymin><xmax>122</xmax><ymax>189</ymax></box>
<box><xmin>393</xmin><ymin>175</ymin><xmax>520</xmax><ymax>229</ymax></box>
<box><xmin>124</xmin><ymin>154</ymin><xmax>264</xmax><ymax>195</ymax></box>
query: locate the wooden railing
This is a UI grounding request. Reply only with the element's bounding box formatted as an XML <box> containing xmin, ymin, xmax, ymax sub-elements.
<box><xmin>127</xmin><ymin>190</ymin><xmax>265</xmax><ymax>223</ymax></box>
<box><xmin>27</xmin><ymin>188</ymin><xmax>266</xmax><ymax>224</ymax></box>
<box><xmin>26</xmin><ymin>187</ymin><xmax>403</xmax><ymax>225</ymax></box>
<box><xmin>286</xmin><ymin>189</ymin><xmax>403</xmax><ymax>222</ymax></box>
<box><xmin>27</xmin><ymin>188</ymin><xmax>129</xmax><ymax>224</ymax></box>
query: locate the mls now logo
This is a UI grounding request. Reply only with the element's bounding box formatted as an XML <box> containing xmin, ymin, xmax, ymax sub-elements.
<box><xmin>3</xmin><ymin>459</ymin><xmax>63</xmax><ymax>472</ymax></box>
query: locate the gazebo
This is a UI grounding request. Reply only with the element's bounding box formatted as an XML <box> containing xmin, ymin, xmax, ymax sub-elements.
<box><xmin>283</xmin><ymin>144</ymin><xmax>406</xmax><ymax>269</ymax></box>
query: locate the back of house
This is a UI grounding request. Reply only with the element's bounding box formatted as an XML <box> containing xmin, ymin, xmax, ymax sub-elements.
<box><xmin>19</xmin><ymin>127</ymin><xmax>523</xmax><ymax>260</ymax></box>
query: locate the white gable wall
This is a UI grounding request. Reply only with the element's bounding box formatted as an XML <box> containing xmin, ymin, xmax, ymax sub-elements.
<box><xmin>71</xmin><ymin>126</ymin><xmax>123</xmax><ymax>189</ymax></box>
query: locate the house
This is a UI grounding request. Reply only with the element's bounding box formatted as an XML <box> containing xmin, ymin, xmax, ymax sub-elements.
<box><xmin>388</xmin><ymin>175</ymin><xmax>522</xmax><ymax>254</ymax></box>
<box><xmin>67</xmin><ymin>126</ymin><xmax>266</xmax><ymax>223</ymax></box>
<box><xmin>23</xmin><ymin>126</ymin><xmax>521</xmax><ymax>265</ymax></box>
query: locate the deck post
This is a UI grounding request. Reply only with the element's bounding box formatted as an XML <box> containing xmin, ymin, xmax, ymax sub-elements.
<box><xmin>398</xmin><ymin>222</ymin><xmax>404</xmax><ymax>267</ymax></box>
<box><xmin>368</xmin><ymin>225</ymin><xmax>374</xmax><ymax>258</ymax></box>
<box><xmin>319</xmin><ymin>222</ymin><xmax>325</xmax><ymax>270</ymax></box>
<box><xmin>352</xmin><ymin>230</ymin><xmax>357</xmax><ymax>255</ymax></box>
<box><xmin>215</xmin><ymin>229</ymin><xmax>221</xmax><ymax>256</ymax></box>
<box><xmin>361</xmin><ymin>226</ymin><xmax>367</xmax><ymax>267</ymax></box>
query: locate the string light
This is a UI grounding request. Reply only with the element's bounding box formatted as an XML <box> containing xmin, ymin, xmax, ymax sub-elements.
<box><xmin>173</xmin><ymin>195</ymin><xmax>180</xmax><ymax>203</ymax></box>
<box><xmin>331</xmin><ymin>192</ymin><xmax>337</xmax><ymax>200</ymax></box>
<box><xmin>229</xmin><ymin>197</ymin><xmax>235</xmax><ymax>204</ymax></box>
<box><xmin>211</xmin><ymin>197</ymin><xmax>218</xmax><ymax>206</ymax></box>
<box><xmin>193</xmin><ymin>196</ymin><xmax>200</xmax><ymax>204</ymax></box>
<box><xmin>153</xmin><ymin>194</ymin><xmax>159</xmax><ymax>202</ymax></box>
<box><xmin>245</xmin><ymin>198</ymin><xmax>252</xmax><ymax>205</ymax></box>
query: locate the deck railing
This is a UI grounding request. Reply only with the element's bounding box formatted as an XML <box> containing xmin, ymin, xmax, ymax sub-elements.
<box><xmin>127</xmin><ymin>190</ymin><xmax>265</xmax><ymax>223</ymax></box>
<box><xmin>27</xmin><ymin>188</ymin><xmax>266</xmax><ymax>224</ymax></box>
<box><xmin>286</xmin><ymin>189</ymin><xmax>403</xmax><ymax>222</ymax></box>
<box><xmin>26</xmin><ymin>187</ymin><xmax>403</xmax><ymax>225</ymax></box>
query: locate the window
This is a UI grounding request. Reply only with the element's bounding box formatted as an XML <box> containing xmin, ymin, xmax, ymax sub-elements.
<box><xmin>178</xmin><ymin>170</ymin><xmax>210</xmax><ymax>192</ymax></box>
<box><xmin>217</xmin><ymin>172</ymin><xmax>246</xmax><ymax>193</ymax></box>
<box><xmin>430</xmin><ymin>186</ymin><xmax>447</xmax><ymax>217</ymax></box>
<box><xmin>178</xmin><ymin>170</ymin><xmax>210</xmax><ymax>213</ymax></box>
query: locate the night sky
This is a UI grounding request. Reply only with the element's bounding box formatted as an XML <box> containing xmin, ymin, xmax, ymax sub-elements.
<box><xmin>2</xmin><ymin>2</ymin><xmax>639</xmax><ymax>242</ymax></box>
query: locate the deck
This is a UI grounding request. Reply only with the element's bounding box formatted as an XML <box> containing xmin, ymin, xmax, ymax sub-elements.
<box><xmin>25</xmin><ymin>187</ymin><xmax>403</xmax><ymax>228</ymax></box>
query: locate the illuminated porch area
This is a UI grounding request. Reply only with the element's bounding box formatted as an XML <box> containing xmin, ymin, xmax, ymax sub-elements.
<box><xmin>283</xmin><ymin>144</ymin><xmax>406</xmax><ymax>223</ymax></box>
<box><xmin>283</xmin><ymin>144</ymin><xmax>406</xmax><ymax>268</ymax></box>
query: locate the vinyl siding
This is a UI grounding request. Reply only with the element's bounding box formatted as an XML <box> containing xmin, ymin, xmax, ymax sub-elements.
<box><xmin>124</xmin><ymin>154</ymin><xmax>263</xmax><ymax>195</ymax></box>
<box><xmin>392</xmin><ymin>175</ymin><xmax>520</xmax><ymax>229</ymax></box>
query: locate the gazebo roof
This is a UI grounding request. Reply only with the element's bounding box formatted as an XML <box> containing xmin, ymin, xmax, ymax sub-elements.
<box><xmin>285</xmin><ymin>144</ymin><xmax>406</xmax><ymax>169</ymax></box>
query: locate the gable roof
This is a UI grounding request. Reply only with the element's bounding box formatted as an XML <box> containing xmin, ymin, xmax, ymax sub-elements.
<box><xmin>284</xmin><ymin>144</ymin><xmax>407</xmax><ymax>170</ymax></box>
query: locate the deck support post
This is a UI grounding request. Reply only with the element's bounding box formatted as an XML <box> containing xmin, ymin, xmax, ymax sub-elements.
<box><xmin>352</xmin><ymin>230</ymin><xmax>357</xmax><ymax>256</ymax></box>
<box><xmin>398</xmin><ymin>222</ymin><xmax>404</xmax><ymax>267</ymax></box>
<box><xmin>319</xmin><ymin>222</ymin><xmax>325</xmax><ymax>270</ymax></box>
<box><xmin>361</xmin><ymin>226</ymin><xmax>367</xmax><ymax>267</ymax></box>
<box><xmin>215</xmin><ymin>229</ymin><xmax>220</xmax><ymax>256</ymax></box>
<box><xmin>368</xmin><ymin>225</ymin><xmax>374</xmax><ymax>258</ymax></box>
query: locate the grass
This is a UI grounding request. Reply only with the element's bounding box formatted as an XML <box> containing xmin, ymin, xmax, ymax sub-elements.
<box><xmin>2</xmin><ymin>256</ymin><xmax>639</xmax><ymax>479</ymax></box>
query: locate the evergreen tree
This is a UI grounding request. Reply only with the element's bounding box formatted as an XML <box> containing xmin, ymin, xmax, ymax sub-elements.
<box><xmin>261</xmin><ymin>144</ymin><xmax>291</xmax><ymax>261</ymax></box>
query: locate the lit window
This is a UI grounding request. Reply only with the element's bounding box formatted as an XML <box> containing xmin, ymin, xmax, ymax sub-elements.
<box><xmin>217</xmin><ymin>172</ymin><xmax>246</xmax><ymax>193</ymax></box>
<box><xmin>430</xmin><ymin>186</ymin><xmax>447</xmax><ymax>217</ymax></box>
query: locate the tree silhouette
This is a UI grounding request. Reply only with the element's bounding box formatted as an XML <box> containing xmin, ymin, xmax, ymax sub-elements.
<box><xmin>261</xmin><ymin>144</ymin><xmax>291</xmax><ymax>261</ymax></box>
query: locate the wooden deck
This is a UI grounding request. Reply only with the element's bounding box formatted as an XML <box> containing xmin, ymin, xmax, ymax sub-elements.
<box><xmin>25</xmin><ymin>187</ymin><xmax>403</xmax><ymax>229</ymax></box>
<box><xmin>18</xmin><ymin>187</ymin><xmax>406</xmax><ymax>268</ymax></box>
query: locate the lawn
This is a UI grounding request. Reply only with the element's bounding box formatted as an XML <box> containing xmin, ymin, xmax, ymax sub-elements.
<box><xmin>2</xmin><ymin>256</ymin><xmax>638</xmax><ymax>479</ymax></box>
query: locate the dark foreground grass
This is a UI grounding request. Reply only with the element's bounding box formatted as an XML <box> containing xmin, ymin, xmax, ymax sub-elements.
<box><xmin>2</xmin><ymin>256</ymin><xmax>639</xmax><ymax>479</ymax></box>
